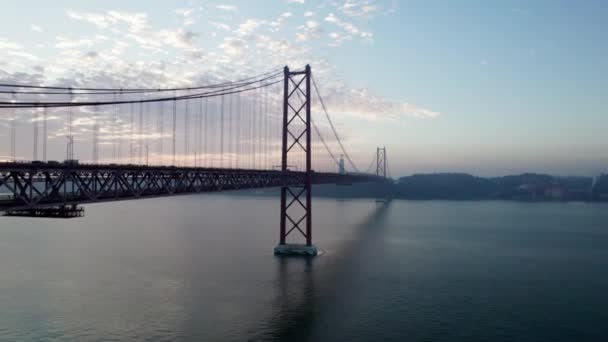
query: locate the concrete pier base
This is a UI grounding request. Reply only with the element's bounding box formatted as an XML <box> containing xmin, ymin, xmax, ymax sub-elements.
<box><xmin>274</xmin><ymin>244</ymin><xmax>318</xmax><ymax>257</ymax></box>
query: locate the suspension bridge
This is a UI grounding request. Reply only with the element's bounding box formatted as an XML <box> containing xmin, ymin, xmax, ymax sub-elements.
<box><xmin>0</xmin><ymin>65</ymin><xmax>391</xmax><ymax>255</ymax></box>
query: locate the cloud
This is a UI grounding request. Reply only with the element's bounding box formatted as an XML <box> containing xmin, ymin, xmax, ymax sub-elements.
<box><xmin>0</xmin><ymin>38</ymin><xmax>22</xmax><ymax>50</ymax></box>
<box><xmin>219</xmin><ymin>37</ymin><xmax>248</xmax><ymax>55</ymax></box>
<box><xmin>174</xmin><ymin>8</ymin><xmax>194</xmax><ymax>17</ymax></box>
<box><xmin>175</xmin><ymin>6</ymin><xmax>205</xmax><ymax>27</ymax></box>
<box><xmin>337</xmin><ymin>0</ymin><xmax>382</xmax><ymax>18</ymax></box>
<box><xmin>54</xmin><ymin>36</ymin><xmax>96</xmax><ymax>49</ymax></box>
<box><xmin>325</xmin><ymin>13</ymin><xmax>359</xmax><ymax>35</ymax></box>
<box><xmin>0</xmin><ymin>38</ymin><xmax>40</xmax><ymax>62</ymax></box>
<box><xmin>31</xmin><ymin>25</ymin><xmax>43</xmax><ymax>32</ymax></box>
<box><xmin>236</xmin><ymin>19</ymin><xmax>264</xmax><ymax>36</ymax></box>
<box><xmin>268</xmin><ymin>12</ymin><xmax>292</xmax><ymax>32</ymax></box>
<box><xmin>161</xmin><ymin>28</ymin><xmax>200</xmax><ymax>49</ymax></box>
<box><xmin>216</xmin><ymin>5</ymin><xmax>237</xmax><ymax>11</ymax></box>
<box><xmin>66</xmin><ymin>9</ymin><xmax>201</xmax><ymax>52</ymax></box>
<box><xmin>84</xmin><ymin>51</ymin><xmax>99</xmax><ymax>59</ymax></box>
<box><xmin>313</xmin><ymin>75</ymin><xmax>440</xmax><ymax>120</ymax></box>
<box><xmin>67</xmin><ymin>10</ymin><xmax>150</xmax><ymax>34</ymax></box>
<box><xmin>2</xmin><ymin>5</ymin><xmax>434</xmax><ymax>124</ymax></box>
<box><xmin>296</xmin><ymin>20</ymin><xmax>324</xmax><ymax>41</ymax></box>
<box><xmin>66</xmin><ymin>10</ymin><xmax>112</xmax><ymax>28</ymax></box>
<box><xmin>0</xmin><ymin>3</ymin><xmax>440</xmax><ymax>164</ymax></box>
<box><xmin>324</xmin><ymin>13</ymin><xmax>372</xmax><ymax>44</ymax></box>
<box><xmin>327</xmin><ymin>31</ymin><xmax>352</xmax><ymax>46</ymax></box>
<box><xmin>211</xmin><ymin>21</ymin><xmax>231</xmax><ymax>31</ymax></box>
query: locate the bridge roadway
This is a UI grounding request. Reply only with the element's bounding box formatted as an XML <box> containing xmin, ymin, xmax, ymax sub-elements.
<box><xmin>0</xmin><ymin>162</ymin><xmax>380</xmax><ymax>212</ymax></box>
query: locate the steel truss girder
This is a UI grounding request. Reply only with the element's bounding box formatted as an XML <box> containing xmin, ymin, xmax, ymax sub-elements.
<box><xmin>0</xmin><ymin>163</ymin><xmax>384</xmax><ymax>211</ymax></box>
<box><xmin>0</xmin><ymin>162</ymin><xmax>378</xmax><ymax>211</ymax></box>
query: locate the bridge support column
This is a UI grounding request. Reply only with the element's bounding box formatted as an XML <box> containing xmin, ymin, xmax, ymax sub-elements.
<box><xmin>376</xmin><ymin>147</ymin><xmax>386</xmax><ymax>178</ymax></box>
<box><xmin>274</xmin><ymin>65</ymin><xmax>317</xmax><ymax>257</ymax></box>
<box><xmin>375</xmin><ymin>147</ymin><xmax>392</xmax><ymax>203</ymax></box>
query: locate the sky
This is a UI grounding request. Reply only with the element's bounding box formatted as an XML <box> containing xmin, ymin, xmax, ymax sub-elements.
<box><xmin>0</xmin><ymin>0</ymin><xmax>607</xmax><ymax>177</ymax></box>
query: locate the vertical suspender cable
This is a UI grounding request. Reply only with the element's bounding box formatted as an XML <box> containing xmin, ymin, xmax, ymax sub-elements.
<box><xmin>220</xmin><ymin>95</ymin><xmax>224</xmax><ymax>168</ymax></box>
<box><xmin>258</xmin><ymin>87</ymin><xmax>263</xmax><ymax>169</ymax></box>
<box><xmin>252</xmin><ymin>89</ymin><xmax>257</xmax><ymax>169</ymax></box>
<box><xmin>196</xmin><ymin>97</ymin><xmax>202</xmax><ymax>167</ymax></box>
<box><xmin>112</xmin><ymin>93</ymin><xmax>117</xmax><ymax>162</ymax></box>
<box><xmin>116</xmin><ymin>98</ymin><xmax>121</xmax><ymax>163</ymax></box>
<box><xmin>33</xmin><ymin>108</ymin><xmax>39</xmax><ymax>161</ymax></box>
<box><xmin>261</xmin><ymin>86</ymin><xmax>265</xmax><ymax>169</ymax></box>
<box><xmin>138</xmin><ymin>100</ymin><xmax>143</xmax><ymax>164</ymax></box>
<box><xmin>67</xmin><ymin>89</ymin><xmax>73</xmax><ymax>160</ymax></box>
<box><xmin>184</xmin><ymin>97</ymin><xmax>189</xmax><ymax>166</ymax></box>
<box><xmin>236</xmin><ymin>92</ymin><xmax>241</xmax><ymax>169</ymax></box>
<box><xmin>248</xmin><ymin>94</ymin><xmax>252</xmax><ymax>169</ymax></box>
<box><xmin>130</xmin><ymin>102</ymin><xmax>134</xmax><ymax>163</ymax></box>
<box><xmin>210</xmin><ymin>97</ymin><xmax>215</xmax><ymax>168</ymax></box>
<box><xmin>10</xmin><ymin>92</ymin><xmax>16</xmax><ymax>161</ymax></box>
<box><xmin>92</xmin><ymin>105</ymin><xmax>98</xmax><ymax>163</ymax></box>
<box><xmin>42</xmin><ymin>107</ymin><xmax>47</xmax><ymax>162</ymax></box>
<box><xmin>172</xmin><ymin>96</ymin><xmax>176</xmax><ymax>166</ymax></box>
<box><xmin>117</xmin><ymin>91</ymin><xmax>122</xmax><ymax>162</ymax></box>
<box><xmin>203</xmin><ymin>97</ymin><xmax>208</xmax><ymax>167</ymax></box>
<box><xmin>260</xmin><ymin>86</ymin><xmax>264</xmax><ymax>170</ymax></box>
<box><xmin>159</xmin><ymin>96</ymin><xmax>164</xmax><ymax>164</ymax></box>
<box><xmin>264</xmin><ymin>85</ymin><xmax>268</xmax><ymax>170</ymax></box>
<box><xmin>226</xmin><ymin>95</ymin><xmax>232</xmax><ymax>168</ymax></box>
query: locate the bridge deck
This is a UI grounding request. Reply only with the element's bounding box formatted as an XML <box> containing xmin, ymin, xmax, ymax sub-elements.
<box><xmin>0</xmin><ymin>162</ymin><xmax>380</xmax><ymax>211</ymax></box>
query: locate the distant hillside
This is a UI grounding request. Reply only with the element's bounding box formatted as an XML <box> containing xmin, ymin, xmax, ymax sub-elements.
<box><xmin>491</xmin><ymin>173</ymin><xmax>553</xmax><ymax>199</ymax></box>
<box><xmin>395</xmin><ymin>173</ymin><xmax>593</xmax><ymax>201</ymax></box>
<box><xmin>233</xmin><ymin>172</ymin><xmax>597</xmax><ymax>201</ymax></box>
<box><xmin>593</xmin><ymin>175</ymin><xmax>608</xmax><ymax>200</ymax></box>
<box><xmin>396</xmin><ymin>173</ymin><xmax>497</xmax><ymax>199</ymax></box>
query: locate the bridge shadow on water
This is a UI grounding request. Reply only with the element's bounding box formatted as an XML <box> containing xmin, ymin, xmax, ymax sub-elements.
<box><xmin>253</xmin><ymin>200</ymin><xmax>392</xmax><ymax>341</ymax></box>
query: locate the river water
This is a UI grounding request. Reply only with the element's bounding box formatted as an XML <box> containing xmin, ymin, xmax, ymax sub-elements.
<box><xmin>0</xmin><ymin>195</ymin><xmax>607</xmax><ymax>341</ymax></box>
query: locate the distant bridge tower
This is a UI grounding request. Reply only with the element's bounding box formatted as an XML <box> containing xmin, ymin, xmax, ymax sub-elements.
<box><xmin>339</xmin><ymin>154</ymin><xmax>346</xmax><ymax>175</ymax></box>
<box><xmin>376</xmin><ymin>147</ymin><xmax>387</xmax><ymax>178</ymax></box>
<box><xmin>274</xmin><ymin>65</ymin><xmax>317</xmax><ymax>256</ymax></box>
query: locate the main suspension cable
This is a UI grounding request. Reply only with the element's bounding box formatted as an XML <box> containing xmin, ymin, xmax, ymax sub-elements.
<box><xmin>0</xmin><ymin>68</ymin><xmax>282</xmax><ymax>93</ymax></box>
<box><xmin>0</xmin><ymin>75</ymin><xmax>282</xmax><ymax>108</ymax></box>
<box><xmin>311</xmin><ymin>74</ymin><xmax>360</xmax><ymax>173</ymax></box>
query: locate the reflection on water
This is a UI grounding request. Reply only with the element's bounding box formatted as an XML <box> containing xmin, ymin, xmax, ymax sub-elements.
<box><xmin>1</xmin><ymin>195</ymin><xmax>608</xmax><ymax>341</ymax></box>
<box><xmin>260</xmin><ymin>203</ymin><xmax>390</xmax><ymax>342</ymax></box>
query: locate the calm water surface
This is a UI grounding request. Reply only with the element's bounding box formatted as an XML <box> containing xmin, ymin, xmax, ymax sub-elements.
<box><xmin>0</xmin><ymin>195</ymin><xmax>607</xmax><ymax>341</ymax></box>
